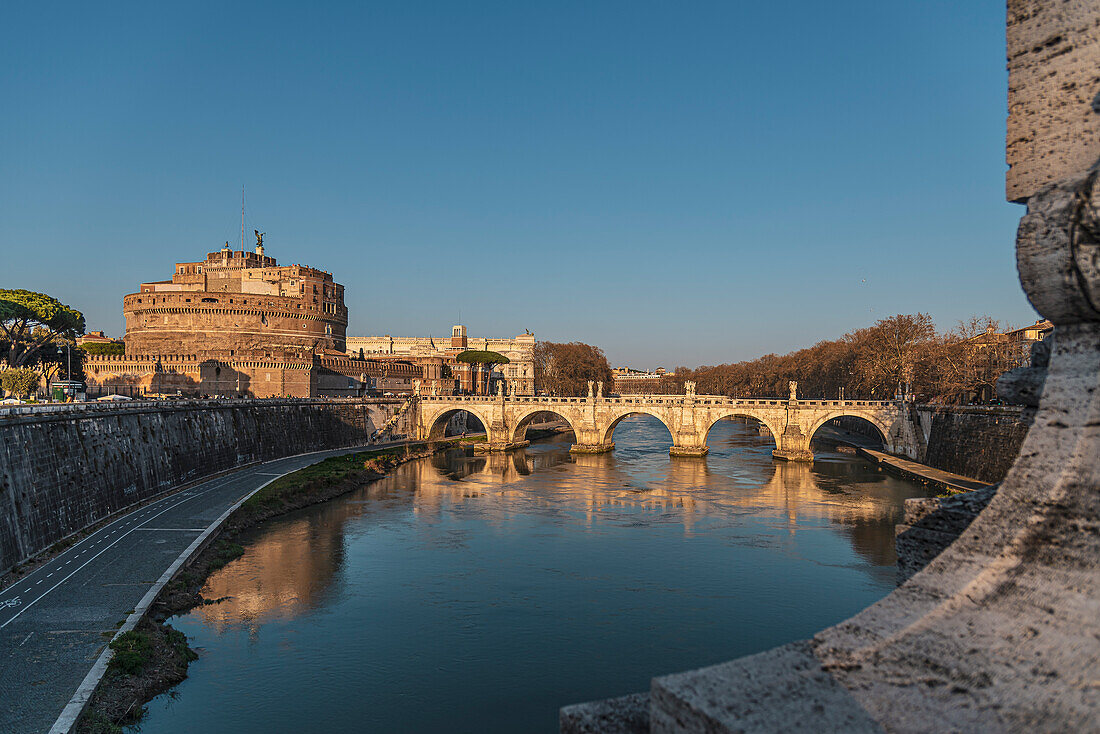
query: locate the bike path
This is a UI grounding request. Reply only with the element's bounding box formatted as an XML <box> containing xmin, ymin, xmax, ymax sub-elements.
<box><xmin>0</xmin><ymin>443</ymin><xmax>397</xmax><ymax>734</ymax></box>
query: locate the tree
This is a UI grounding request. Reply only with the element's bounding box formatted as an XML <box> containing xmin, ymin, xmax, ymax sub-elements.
<box><xmin>455</xmin><ymin>350</ymin><xmax>510</xmax><ymax>366</ymax></box>
<box><xmin>456</xmin><ymin>350</ymin><xmax>510</xmax><ymax>395</ymax></box>
<box><xmin>846</xmin><ymin>313</ymin><xmax>936</xmax><ymax>398</ymax></box>
<box><xmin>928</xmin><ymin>317</ymin><xmax>1019</xmax><ymax>404</ymax></box>
<box><xmin>533</xmin><ymin>341</ymin><xmax>613</xmax><ymax>396</ymax></box>
<box><xmin>36</xmin><ymin>341</ymin><xmax>87</xmax><ymax>386</ymax></box>
<box><xmin>0</xmin><ymin>290</ymin><xmax>85</xmax><ymax>367</ymax></box>
<box><xmin>81</xmin><ymin>342</ymin><xmax>125</xmax><ymax>356</ymax></box>
<box><xmin>1</xmin><ymin>368</ymin><xmax>41</xmax><ymax>398</ymax></box>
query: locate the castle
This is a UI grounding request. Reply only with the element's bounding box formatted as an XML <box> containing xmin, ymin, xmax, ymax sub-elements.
<box><xmin>84</xmin><ymin>241</ymin><xmax>420</xmax><ymax>398</ymax></box>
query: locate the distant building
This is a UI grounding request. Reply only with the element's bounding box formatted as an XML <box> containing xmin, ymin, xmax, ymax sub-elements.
<box><xmin>76</xmin><ymin>330</ymin><xmax>122</xmax><ymax>347</ymax></box>
<box><xmin>612</xmin><ymin>367</ymin><xmax>670</xmax><ymax>394</ymax></box>
<box><xmin>347</xmin><ymin>325</ymin><xmax>536</xmax><ymax>395</ymax></box>
<box><xmin>84</xmin><ymin>242</ymin><xmax>418</xmax><ymax>398</ymax></box>
<box><xmin>1004</xmin><ymin>319</ymin><xmax>1053</xmax><ymax>365</ymax></box>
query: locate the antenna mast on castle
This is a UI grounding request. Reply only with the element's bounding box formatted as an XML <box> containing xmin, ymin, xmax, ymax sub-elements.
<box><xmin>240</xmin><ymin>185</ymin><xmax>245</xmax><ymax>251</ymax></box>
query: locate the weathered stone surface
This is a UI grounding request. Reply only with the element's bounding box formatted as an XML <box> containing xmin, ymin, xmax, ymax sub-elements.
<box><xmin>415</xmin><ymin>395</ymin><xmax>917</xmax><ymax>460</ymax></box>
<box><xmin>895</xmin><ymin>484</ymin><xmax>998</xmax><ymax>583</ymax></box>
<box><xmin>560</xmin><ymin>693</ymin><xmax>650</xmax><ymax>734</ymax></box>
<box><xmin>997</xmin><ymin>337</ymin><xmax>1053</xmax><ymax>407</ymax></box>
<box><xmin>1007</xmin><ymin>0</ymin><xmax>1100</xmax><ymax>201</ymax></box>
<box><xmin>649</xmin><ymin>641</ymin><xmax>883</xmax><ymax>733</ymax></box>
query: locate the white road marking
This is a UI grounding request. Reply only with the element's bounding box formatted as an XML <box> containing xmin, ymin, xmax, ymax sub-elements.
<box><xmin>0</xmin><ymin>473</ymin><xmax>251</xmax><ymax>629</ymax></box>
<box><xmin>1</xmin><ymin>449</ymin><xmax>357</xmax><ymax>624</ymax></box>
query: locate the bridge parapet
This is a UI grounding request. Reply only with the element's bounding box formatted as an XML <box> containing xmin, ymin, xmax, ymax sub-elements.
<box><xmin>413</xmin><ymin>394</ymin><xmax>911</xmax><ymax>460</ymax></box>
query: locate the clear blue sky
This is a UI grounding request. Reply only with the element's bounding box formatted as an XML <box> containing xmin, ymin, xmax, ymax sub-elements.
<box><xmin>1</xmin><ymin>1</ymin><xmax>1035</xmax><ymax>368</ymax></box>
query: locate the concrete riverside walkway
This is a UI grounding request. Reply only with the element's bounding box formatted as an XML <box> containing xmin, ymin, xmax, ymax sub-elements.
<box><xmin>0</xmin><ymin>441</ymin><xmax>406</xmax><ymax>734</ymax></box>
<box><xmin>856</xmin><ymin>448</ymin><xmax>991</xmax><ymax>494</ymax></box>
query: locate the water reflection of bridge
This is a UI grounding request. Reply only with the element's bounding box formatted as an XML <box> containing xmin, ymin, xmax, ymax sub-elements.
<box><xmin>196</xmin><ymin>435</ymin><xmax>924</xmax><ymax>627</ymax></box>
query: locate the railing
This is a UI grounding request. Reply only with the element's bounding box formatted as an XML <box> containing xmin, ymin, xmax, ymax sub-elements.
<box><xmin>417</xmin><ymin>394</ymin><xmax>900</xmax><ymax>408</ymax></box>
<box><xmin>0</xmin><ymin>395</ymin><xmax>405</xmax><ymax>420</ymax></box>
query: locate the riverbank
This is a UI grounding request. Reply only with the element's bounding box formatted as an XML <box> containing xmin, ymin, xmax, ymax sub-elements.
<box><xmin>75</xmin><ymin>442</ymin><xmax>451</xmax><ymax>734</ymax></box>
<box><xmin>856</xmin><ymin>448</ymin><xmax>990</xmax><ymax>495</ymax></box>
<box><xmin>813</xmin><ymin>425</ymin><xmax>990</xmax><ymax>495</ymax></box>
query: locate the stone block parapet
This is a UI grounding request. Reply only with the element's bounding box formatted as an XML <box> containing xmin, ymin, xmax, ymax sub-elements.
<box><xmin>1006</xmin><ymin>0</ymin><xmax>1100</xmax><ymax>201</ymax></box>
<box><xmin>414</xmin><ymin>393</ymin><xmax>914</xmax><ymax>461</ymax></box>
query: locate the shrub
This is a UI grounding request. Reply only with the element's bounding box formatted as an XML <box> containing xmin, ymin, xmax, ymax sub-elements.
<box><xmin>108</xmin><ymin>631</ymin><xmax>152</xmax><ymax>675</ymax></box>
<box><xmin>1</xmin><ymin>367</ymin><xmax>40</xmax><ymax>397</ymax></box>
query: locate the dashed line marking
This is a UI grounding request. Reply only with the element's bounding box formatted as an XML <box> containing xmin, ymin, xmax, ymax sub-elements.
<box><xmin>0</xmin><ymin>469</ymin><xmax>257</xmax><ymax>629</ymax></box>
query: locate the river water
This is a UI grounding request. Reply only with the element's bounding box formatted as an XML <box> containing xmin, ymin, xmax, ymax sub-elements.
<box><xmin>132</xmin><ymin>417</ymin><xmax>933</xmax><ymax>733</ymax></box>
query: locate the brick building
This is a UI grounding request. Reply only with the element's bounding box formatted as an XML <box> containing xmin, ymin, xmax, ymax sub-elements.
<box><xmin>84</xmin><ymin>243</ymin><xmax>421</xmax><ymax>398</ymax></box>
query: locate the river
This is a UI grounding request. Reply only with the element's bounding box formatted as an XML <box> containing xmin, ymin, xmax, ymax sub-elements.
<box><xmin>131</xmin><ymin>416</ymin><xmax>934</xmax><ymax>733</ymax></box>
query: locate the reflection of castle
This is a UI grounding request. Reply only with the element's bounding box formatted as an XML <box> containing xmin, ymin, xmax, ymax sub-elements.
<box><xmin>197</xmin><ymin>512</ymin><xmax>347</xmax><ymax>628</ymax></box>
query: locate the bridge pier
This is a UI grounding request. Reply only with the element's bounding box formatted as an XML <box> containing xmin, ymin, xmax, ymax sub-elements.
<box><xmin>669</xmin><ymin>445</ymin><xmax>709</xmax><ymax>458</ymax></box>
<box><xmin>569</xmin><ymin>442</ymin><xmax>615</xmax><ymax>454</ymax></box>
<box><xmin>772</xmin><ymin>423</ymin><xmax>813</xmax><ymax>462</ymax></box>
<box><xmin>472</xmin><ymin>440</ymin><xmax>529</xmax><ymax>453</ymax></box>
<box><xmin>414</xmin><ymin>395</ymin><xmax>911</xmax><ymax>464</ymax></box>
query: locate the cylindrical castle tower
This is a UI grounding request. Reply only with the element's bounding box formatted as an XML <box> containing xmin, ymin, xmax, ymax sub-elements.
<box><xmin>122</xmin><ymin>246</ymin><xmax>347</xmax><ymax>355</ymax></box>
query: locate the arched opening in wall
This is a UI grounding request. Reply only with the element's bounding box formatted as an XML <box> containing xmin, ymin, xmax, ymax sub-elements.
<box><xmin>427</xmin><ymin>409</ymin><xmax>488</xmax><ymax>442</ymax></box>
<box><xmin>705</xmin><ymin>414</ymin><xmax>777</xmax><ymax>458</ymax></box>
<box><xmin>809</xmin><ymin>415</ymin><xmax>886</xmax><ymax>457</ymax></box>
<box><xmin>603</xmin><ymin>412</ymin><xmax>674</xmax><ymax>454</ymax></box>
<box><xmin>510</xmin><ymin>410</ymin><xmax>577</xmax><ymax>444</ymax></box>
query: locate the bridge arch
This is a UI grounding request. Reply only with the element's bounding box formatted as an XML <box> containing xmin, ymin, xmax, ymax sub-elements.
<box><xmin>509</xmin><ymin>407</ymin><xmax>579</xmax><ymax>444</ymax></box>
<box><xmin>600</xmin><ymin>408</ymin><xmax>676</xmax><ymax>446</ymax></box>
<box><xmin>805</xmin><ymin>410</ymin><xmax>895</xmax><ymax>451</ymax></box>
<box><xmin>423</xmin><ymin>405</ymin><xmax>495</xmax><ymax>444</ymax></box>
<box><xmin>705</xmin><ymin>412</ymin><xmax>784</xmax><ymax>446</ymax></box>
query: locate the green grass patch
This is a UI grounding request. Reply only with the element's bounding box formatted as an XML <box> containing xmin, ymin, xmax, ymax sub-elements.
<box><xmin>164</xmin><ymin>625</ymin><xmax>198</xmax><ymax>664</ymax></box>
<box><xmin>207</xmin><ymin>541</ymin><xmax>244</xmax><ymax>570</ymax></box>
<box><xmin>108</xmin><ymin>631</ymin><xmax>153</xmax><ymax>675</ymax></box>
<box><xmin>80</xmin><ymin>710</ymin><xmax>124</xmax><ymax>734</ymax></box>
<box><xmin>242</xmin><ymin>448</ymin><xmax>409</xmax><ymax>510</ymax></box>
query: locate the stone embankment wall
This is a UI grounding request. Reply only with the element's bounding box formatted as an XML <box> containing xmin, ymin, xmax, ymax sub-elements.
<box><xmin>825</xmin><ymin>406</ymin><xmax>1029</xmax><ymax>484</ymax></box>
<box><xmin>917</xmin><ymin>405</ymin><xmax>1031</xmax><ymax>483</ymax></box>
<box><xmin>0</xmin><ymin>398</ymin><xmax>405</xmax><ymax>574</ymax></box>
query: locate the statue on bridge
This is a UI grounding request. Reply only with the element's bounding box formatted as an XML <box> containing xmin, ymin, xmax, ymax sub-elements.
<box><xmin>789</xmin><ymin>380</ymin><xmax>798</xmax><ymax>401</ymax></box>
<box><xmin>587</xmin><ymin>381</ymin><xmax>595</xmax><ymax>399</ymax></box>
<box><xmin>596</xmin><ymin>381</ymin><xmax>603</xmax><ymax>399</ymax></box>
<box><xmin>413</xmin><ymin>379</ymin><xmax>421</xmax><ymax>396</ymax></box>
<box><xmin>497</xmin><ymin>381</ymin><xmax>505</xmax><ymax>398</ymax></box>
<box><xmin>684</xmin><ymin>380</ymin><xmax>696</xmax><ymax>398</ymax></box>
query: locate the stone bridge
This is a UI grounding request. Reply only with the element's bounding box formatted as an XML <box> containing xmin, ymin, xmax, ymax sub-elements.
<box><xmin>414</xmin><ymin>382</ymin><xmax>916</xmax><ymax>461</ymax></box>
